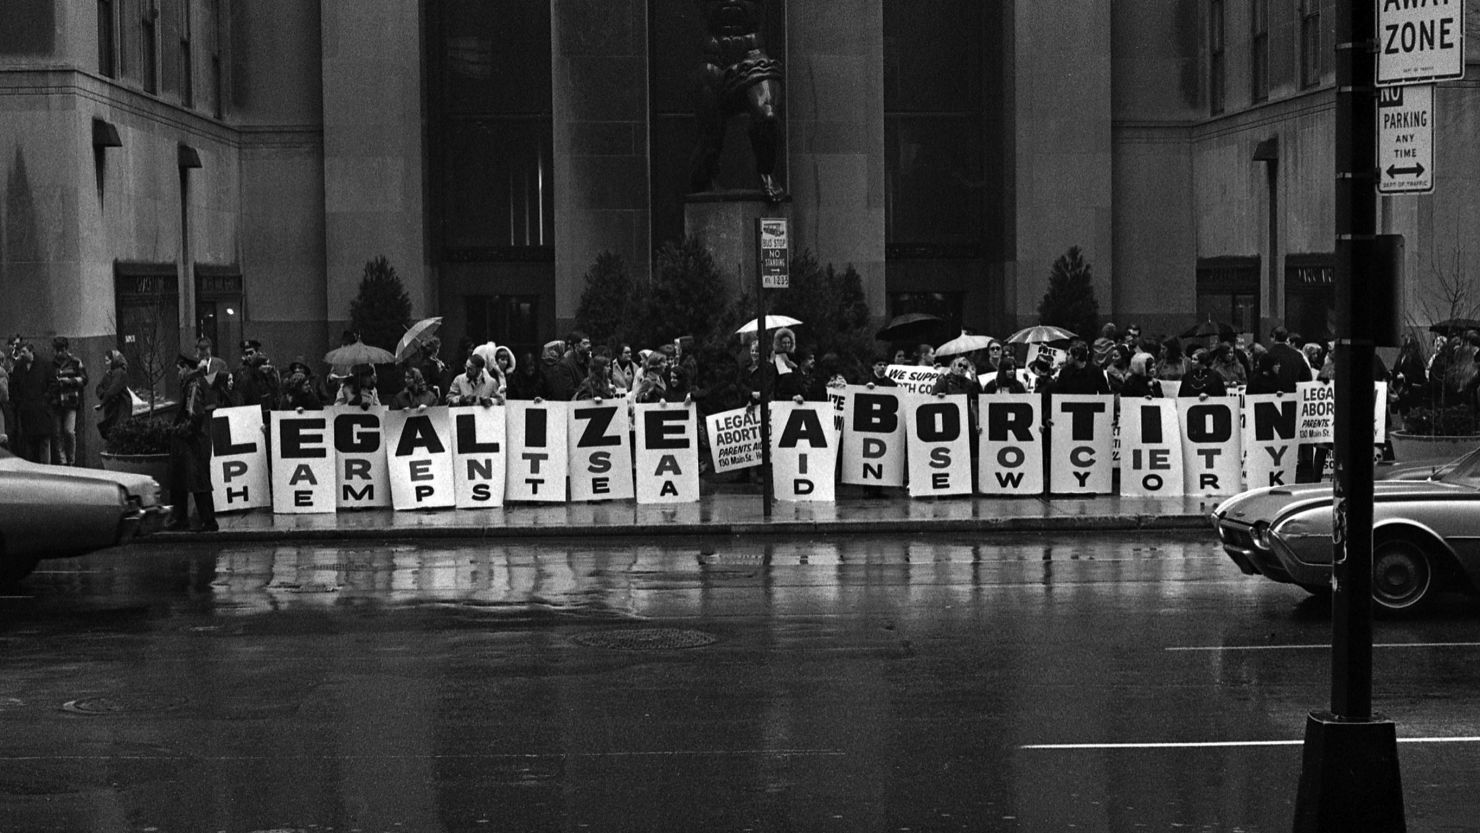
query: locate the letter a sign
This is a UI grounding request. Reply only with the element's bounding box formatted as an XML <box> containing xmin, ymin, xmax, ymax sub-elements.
<box><xmin>1377</xmin><ymin>0</ymin><xmax>1465</xmax><ymax>86</ymax></box>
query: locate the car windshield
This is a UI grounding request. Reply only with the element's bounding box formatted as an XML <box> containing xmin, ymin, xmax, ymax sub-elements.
<box><xmin>1432</xmin><ymin>446</ymin><xmax>1480</xmax><ymax>487</ymax></box>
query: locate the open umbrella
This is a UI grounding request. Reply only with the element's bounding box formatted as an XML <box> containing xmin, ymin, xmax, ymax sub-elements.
<box><xmin>1006</xmin><ymin>325</ymin><xmax>1076</xmax><ymax>344</ymax></box>
<box><xmin>736</xmin><ymin>314</ymin><xmax>802</xmax><ymax>335</ymax></box>
<box><xmin>1430</xmin><ymin>318</ymin><xmax>1480</xmax><ymax>336</ymax></box>
<box><xmin>876</xmin><ymin>312</ymin><xmax>945</xmax><ymax>343</ymax></box>
<box><xmin>324</xmin><ymin>340</ymin><xmax>395</xmax><ymax>367</ymax></box>
<box><xmin>935</xmin><ymin>331</ymin><xmax>998</xmax><ymax>358</ymax></box>
<box><xmin>1180</xmin><ymin>318</ymin><xmax>1237</xmax><ymax>341</ymax></box>
<box><xmin>395</xmin><ymin>316</ymin><xmax>443</xmax><ymax>362</ymax></box>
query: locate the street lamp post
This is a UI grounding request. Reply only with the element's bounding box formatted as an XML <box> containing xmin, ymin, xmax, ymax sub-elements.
<box><xmin>1291</xmin><ymin>1</ymin><xmax>1405</xmax><ymax>829</ymax></box>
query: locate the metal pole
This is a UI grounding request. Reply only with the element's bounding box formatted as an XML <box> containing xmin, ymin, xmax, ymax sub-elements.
<box><xmin>754</xmin><ymin>224</ymin><xmax>773</xmax><ymax>518</ymax></box>
<box><xmin>1331</xmin><ymin>0</ymin><xmax>1377</xmax><ymax>723</ymax></box>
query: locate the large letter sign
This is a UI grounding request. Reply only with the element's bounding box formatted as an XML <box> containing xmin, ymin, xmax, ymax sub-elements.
<box><xmin>385</xmin><ymin>407</ymin><xmax>455</xmax><ymax>510</ymax></box>
<box><xmin>1120</xmin><ymin>399</ymin><xmax>1184</xmax><ymax>497</ymax></box>
<box><xmin>569</xmin><ymin>402</ymin><xmax>635</xmax><ymax>502</ymax></box>
<box><xmin>211</xmin><ymin>405</ymin><xmax>270</xmax><ymax>511</ymax></box>
<box><xmin>841</xmin><ymin>386</ymin><xmax>906</xmax><ymax>487</ymax></box>
<box><xmin>1243</xmin><ymin>394</ymin><xmax>1298</xmax><ymax>489</ymax></box>
<box><xmin>270</xmin><ymin>411</ymin><xmax>336</xmax><ymax>514</ymax></box>
<box><xmin>1048</xmin><ymin>395</ymin><xmax>1114</xmax><ymax>494</ymax></box>
<box><xmin>506</xmin><ymin>401</ymin><xmax>570</xmax><ymax>502</ymax></box>
<box><xmin>978</xmin><ymin>395</ymin><xmax>1044</xmax><ymax>495</ymax></box>
<box><xmin>452</xmin><ymin>405</ymin><xmax>507</xmax><ymax>508</ymax></box>
<box><xmin>1178</xmin><ymin>397</ymin><xmax>1242</xmax><ymax>496</ymax></box>
<box><xmin>634</xmin><ymin>402</ymin><xmax>700</xmax><ymax>504</ymax></box>
<box><xmin>906</xmin><ymin>395</ymin><xmax>972</xmax><ymax>497</ymax></box>
<box><xmin>771</xmin><ymin>402</ymin><xmax>839</xmax><ymax>501</ymax></box>
<box><xmin>332</xmin><ymin>405</ymin><xmax>391</xmax><ymax>509</ymax></box>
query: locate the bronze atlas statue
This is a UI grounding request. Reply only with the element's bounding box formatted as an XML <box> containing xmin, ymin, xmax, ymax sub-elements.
<box><xmin>689</xmin><ymin>0</ymin><xmax>786</xmax><ymax>202</ymax></box>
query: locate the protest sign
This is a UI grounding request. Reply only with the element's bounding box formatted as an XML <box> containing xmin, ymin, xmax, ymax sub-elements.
<box><xmin>1177</xmin><ymin>397</ymin><xmax>1242</xmax><ymax>496</ymax></box>
<box><xmin>1296</xmin><ymin>381</ymin><xmax>1335</xmax><ymax>442</ymax></box>
<box><xmin>1048</xmin><ymin>394</ymin><xmax>1114</xmax><ymax>493</ymax></box>
<box><xmin>978</xmin><ymin>394</ymin><xmax>1044</xmax><ymax>494</ymax></box>
<box><xmin>330</xmin><ymin>405</ymin><xmax>391</xmax><ymax>509</ymax></box>
<box><xmin>770</xmin><ymin>401</ymin><xmax>839</xmax><ymax>501</ymax></box>
<box><xmin>569</xmin><ymin>402</ymin><xmax>635</xmax><ymax>502</ymax></box>
<box><xmin>705</xmin><ymin>406</ymin><xmax>762</xmax><ymax>473</ymax></box>
<box><xmin>452</xmin><ymin>405</ymin><xmax>507</xmax><ymax>508</ymax></box>
<box><xmin>1242</xmin><ymin>393</ymin><xmax>1299</xmax><ymax>489</ymax></box>
<box><xmin>885</xmin><ymin>364</ymin><xmax>946</xmax><ymax>395</ymax></box>
<box><xmin>1027</xmin><ymin>342</ymin><xmax>1067</xmax><ymax>369</ymax></box>
<box><xmin>211</xmin><ymin>405</ymin><xmax>270</xmax><ymax>512</ymax></box>
<box><xmin>827</xmin><ymin>386</ymin><xmax>849</xmax><ymax>434</ymax></box>
<box><xmin>270</xmin><ymin>411</ymin><xmax>336</xmax><ymax>514</ymax></box>
<box><xmin>840</xmin><ymin>386</ymin><xmax>906</xmax><ymax>487</ymax></box>
<box><xmin>384</xmin><ymin>406</ymin><xmax>456</xmax><ymax>510</ymax></box>
<box><xmin>634</xmin><ymin>402</ymin><xmax>700</xmax><ymax>503</ymax></box>
<box><xmin>905</xmin><ymin>395</ymin><xmax>973</xmax><ymax>497</ymax></box>
<box><xmin>1118</xmin><ymin>399</ymin><xmax>1184</xmax><ymax>496</ymax></box>
<box><xmin>505</xmin><ymin>401</ymin><xmax>570</xmax><ymax>502</ymax></box>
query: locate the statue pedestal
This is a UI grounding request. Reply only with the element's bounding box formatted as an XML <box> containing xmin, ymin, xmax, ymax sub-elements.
<box><xmin>684</xmin><ymin>191</ymin><xmax>792</xmax><ymax>288</ymax></box>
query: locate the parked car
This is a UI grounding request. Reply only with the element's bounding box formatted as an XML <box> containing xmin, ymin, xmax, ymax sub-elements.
<box><xmin>0</xmin><ymin>447</ymin><xmax>170</xmax><ymax>584</ymax></box>
<box><xmin>1211</xmin><ymin>447</ymin><xmax>1480</xmax><ymax>613</ymax></box>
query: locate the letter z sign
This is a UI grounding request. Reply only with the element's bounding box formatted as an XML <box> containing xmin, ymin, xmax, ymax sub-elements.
<box><xmin>1377</xmin><ymin>0</ymin><xmax>1465</xmax><ymax>86</ymax></box>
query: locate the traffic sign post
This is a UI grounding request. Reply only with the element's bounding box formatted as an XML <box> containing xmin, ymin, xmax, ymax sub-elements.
<box><xmin>758</xmin><ymin>218</ymin><xmax>789</xmax><ymax>289</ymax></box>
<box><xmin>1376</xmin><ymin>0</ymin><xmax>1465</xmax><ymax>85</ymax></box>
<box><xmin>1377</xmin><ymin>83</ymin><xmax>1434</xmax><ymax>194</ymax></box>
<box><xmin>753</xmin><ymin>217</ymin><xmax>789</xmax><ymax>517</ymax></box>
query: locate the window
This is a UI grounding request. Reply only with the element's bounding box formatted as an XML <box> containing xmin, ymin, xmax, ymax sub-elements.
<box><xmin>1196</xmin><ymin>257</ymin><xmax>1260</xmax><ymax>336</ymax></box>
<box><xmin>466</xmin><ymin>294</ymin><xmax>541</xmax><ymax>360</ymax></box>
<box><xmin>1300</xmin><ymin>0</ymin><xmax>1321</xmax><ymax>88</ymax></box>
<box><xmin>98</xmin><ymin>0</ymin><xmax>116</xmax><ymax>77</ymax></box>
<box><xmin>1250</xmin><ymin>0</ymin><xmax>1268</xmax><ymax>102</ymax></box>
<box><xmin>142</xmin><ymin>8</ymin><xmax>158</xmax><ymax>94</ymax></box>
<box><xmin>428</xmin><ymin>0</ymin><xmax>554</xmax><ymax>255</ymax></box>
<box><xmin>1209</xmin><ymin>0</ymin><xmax>1225</xmax><ymax>114</ymax></box>
<box><xmin>114</xmin><ymin>264</ymin><xmax>182</xmax><ymax>401</ymax></box>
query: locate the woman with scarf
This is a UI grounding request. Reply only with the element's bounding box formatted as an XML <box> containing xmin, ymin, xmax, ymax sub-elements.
<box><xmin>1121</xmin><ymin>353</ymin><xmax>1163</xmax><ymax>399</ymax></box>
<box><xmin>392</xmin><ymin>366</ymin><xmax>439</xmax><ymax>410</ymax></box>
<box><xmin>758</xmin><ymin>327</ymin><xmax>806</xmax><ymax>403</ymax></box>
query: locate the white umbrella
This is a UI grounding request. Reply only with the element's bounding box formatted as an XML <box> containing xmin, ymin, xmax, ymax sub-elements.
<box><xmin>395</xmin><ymin>316</ymin><xmax>443</xmax><ymax>361</ymax></box>
<box><xmin>735</xmin><ymin>314</ymin><xmax>802</xmax><ymax>335</ymax></box>
<box><xmin>935</xmin><ymin>332</ymin><xmax>998</xmax><ymax>357</ymax></box>
<box><xmin>1006</xmin><ymin>324</ymin><xmax>1076</xmax><ymax>344</ymax></box>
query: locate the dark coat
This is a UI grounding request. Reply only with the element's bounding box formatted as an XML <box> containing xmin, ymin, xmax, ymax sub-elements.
<box><xmin>1178</xmin><ymin>366</ymin><xmax>1228</xmax><ymax>397</ymax></box>
<box><xmin>95</xmin><ymin>367</ymin><xmax>131</xmax><ymax>439</ymax></box>
<box><xmin>169</xmin><ymin>371</ymin><xmax>214</xmax><ymax>494</ymax></box>
<box><xmin>11</xmin><ymin>355</ymin><xmax>52</xmax><ymax>437</ymax></box>
<box><xmin>1268</xmin><ymin>342</ymin><xmax>1312</xmax><ymax>393</ymax></box>
<box><xmin>1047</xmin><ymin>364</ymin><xmax>1110</xmax><ymax>396</ymax></box>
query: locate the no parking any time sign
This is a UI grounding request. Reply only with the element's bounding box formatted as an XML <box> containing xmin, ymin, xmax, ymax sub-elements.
<box><xmin>1378</xmin><ymin>83</ymin><xmax>1434</xmax><ymax>194</ymax></box>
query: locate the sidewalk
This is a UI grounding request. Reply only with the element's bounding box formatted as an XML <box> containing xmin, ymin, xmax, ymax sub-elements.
<box><xmin>162</xmin><ymin>486</ymin><xmax>1220</xmax><ymax>543</ymax></box>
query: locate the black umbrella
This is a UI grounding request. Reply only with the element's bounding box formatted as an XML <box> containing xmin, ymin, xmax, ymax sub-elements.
<box><xmin>876</xmin><ymin>312</ymin><xmax>945</xmax><ymax>343</ymax></box>
<box><xmin>1180</xmin><ymin>319</ymin><xmax>1237</xmax><ymax>341</ymax></box>
<box><xmin>1429</xmin><ymin>318</ymin><xmax>1480</xmax><ymax>336</ymax></box>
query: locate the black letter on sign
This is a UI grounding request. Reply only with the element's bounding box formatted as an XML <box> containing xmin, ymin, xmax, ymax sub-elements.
<box><xmin>576</xmin><ymin>406</ymin><xmax>621</xmax><ymax>447</ymax></box>
<box><xmin>211</xmin><ymin>415</ymin><xmax>257</xmax><ymax>456</ymax></box>
<box><xmin>1058</xmin><ymin>400</ymin><xmax>1107</xmax><ymax>440</ymax></box>
<box><xmin>643</xmin><ymin>410</ymin><xmax>689</xmax><ymax>449</ymax></box>
<box><xmin>778</xmin><ymin>408</ymin><xmax>827</xmax><ymax>448</ymax></box>
<box><xmin>986</xmin><ymin>402</ymin><xmax>1035</xmax><ymax>442</ymax></box>
<box><xmin>916</xmin><ymin>402</ymin><xmax>961</xmax><ymax>442</ymax></box>
<box><xmin>852</xmin><ymin>394</ymin><xmax>899</xmax><ymax>433</ymax></box>
<box><xmin>335</xmin><ymin>412</ymin><xmax>381</xmax><ymax>453</ymax></box>
<box><xmin>395</xmin><ymin>415</ymin><xmax>446</xmax><ymax>457</ymax></box>
<box><xmin>525</xmin><ymin>407</ymin><xmax>548</xmax><ymax>447</ymax></box>
<box><xmin>1252</xmin><ymin>400</ymin><xmax>1297</xmax><ymax>441</ymax></box>
<box><xmin>1186</xmin><ymin>404</ymin><xmax>1233</xmax><ymax>443</ymax></box>
<box><xmin>1138</xmin><ymin>405</ymin><xmax>1163</xmax><ymax>444</ymax></box>
<box><xmin>281</xmin><ymin>419</ymin><xmax>328</xmax><ymax>458</ymax></box>
<box><xmin>455</xmin><ymin>413</ymin><xmax>501</xmax><ymax>453</ymax></box>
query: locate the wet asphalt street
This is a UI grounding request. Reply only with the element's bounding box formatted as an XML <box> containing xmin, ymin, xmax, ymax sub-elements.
<box><xmin>2</xmin><ymin>531</ymin><xmax>1478</xmax><ymax>833</ymax></box>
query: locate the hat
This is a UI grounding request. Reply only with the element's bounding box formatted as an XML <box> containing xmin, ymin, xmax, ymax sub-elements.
<box><xmin>240</xmin><ymin>338</ymin><xmax>262</xmax><ymax>351</ymax></box>
<box><xmin>52</xmin><ymin>335</ymin><xmax>69</xmax><ymax>349</ymax></box>
<box><xmin>287</xmin><ymin>360</ymin><xmax>311</xmax><ymax>375</ymax></box>
<box><xmin>1029</xmin><ymin>358</ymin><xmax>1053</xmax><ymax>375</ymax></box>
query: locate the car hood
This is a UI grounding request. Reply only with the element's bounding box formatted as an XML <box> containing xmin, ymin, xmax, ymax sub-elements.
<box><xmin>1216</xmin><ymin>479</ymin><xmax>1471</xmax><ymax>523</ymax></box>
<box><xmin>0</xmin><ymin>456</ymin><xmax>162</xmax><ymax>505</ymax></box>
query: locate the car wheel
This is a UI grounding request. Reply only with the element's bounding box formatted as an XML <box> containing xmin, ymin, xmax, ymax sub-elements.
<box><xmin>1372</xmin><ymin>536</ymin><xmax>1434</xmax><ymax>612</ymax></box>
<box><xmin>0</xmin><ymin>553</ymin><xmax>41</xmax><ymax>586</ymax></box>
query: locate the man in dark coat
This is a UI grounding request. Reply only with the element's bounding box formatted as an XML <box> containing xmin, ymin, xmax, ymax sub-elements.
<box><xmin>231</xmin><ymin>339</ymin><xmax>280</xmax><ymax>416</ymax></box>
<box><xmin>1044</xmin><ymin>341</ymin><xmax>1110</xmax><ymax>396</ymax></box>
<box><xmin>1267</xmin><ymin>326</ymin><xmax>1312</xmax><ymax>393</ymax></box>
<box><xmin>166</xmin><ymin>355</ymin><xmax>218</xmax><ymax>532</ymax></box>
<box><xmin>9</xmin><ymin>340</ymin><xmax>54</xmax><ymax>464</ymax></box>
<box><xmin>551</xmin><ymin>331</ymin><xmax>592</xmax><ymax>400</ymax></box>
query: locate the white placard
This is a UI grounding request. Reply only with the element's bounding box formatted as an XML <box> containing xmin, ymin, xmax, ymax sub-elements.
<box><xmin>505</xmin><ymin>401</ymin><xmax>570</xmax><ymax>503</ymax></box>
<box><xmin>770</xmin><ymin>402</ymin><xmax>839</xmax><ymax>501</ymax></box>
<box><xmin>1047</xmin><ymin>395</ymin><xmax>1115</xmax><ymax>494</ymax></box>
<box><xmin>1119</xmin><ymin>399</ymin><xmax>1184</xmax><ymax>497</ymax></box>
<box><xmin>1177</xmin><ymin>397</ymin><xmax>1242</xmax><ymax>496</ymax></box>
<box><xmin>705</xmin><ymin>406</ymin><xmax>762</xmax><ymax>473</ymax></box>
<box><xmin>451</xmin><ymin>406</ymin><xmax>507</xmax><ymax>508</ymax></box>
<box><xmin>634</xmin><ymin>403</ymin><xmax>700</xmax><ymax>504</ymax></box>
<box><xmin>210</xmin><ymin>405</ymin><xmax>270</xmax><ymax>512</ymax></box>
<box><xmin>978</xmin><ymin>394</ymin><xmax>1044</xmax><ymax>495</ymax></box>
<box><xmin>384</xmin><ymin>407</ymin><xmax>456</xmax><ymax>510</ymax></box>
<box><xmin>905</xmin><ymin>396</ymin><xmax>973</xmax><ymax>497</ymax></box>
<box><xmin>1242</xmin><ymin>393</ymin><xmax>1300</xmax><ymax>489</ymax></box>
<box><xmin>840</xmin><ymin>386</ymin><xmax>906</xmax><ymax>487</ymax></box>
<box><xmin>270</xmin><ymin>411</ymin><xmax>337</xmax><ymax>514</ymax></box>
<box><xmin>331</xmin><ymin>405</ymin><xmax>391</xmax><ymax>509</ymax></box>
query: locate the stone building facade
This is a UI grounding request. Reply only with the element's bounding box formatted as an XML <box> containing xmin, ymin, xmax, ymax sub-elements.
<box><xmin>3</xmin><ymin>0</ymin><xmax>1479</xmax><ymax>466</ymax></box>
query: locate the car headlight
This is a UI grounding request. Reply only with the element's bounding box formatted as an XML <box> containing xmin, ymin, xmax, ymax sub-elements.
<box><xmin>1252</xmin><ymin>522</ymin><xmax>1272</xmax><ymax>549</ymax></box>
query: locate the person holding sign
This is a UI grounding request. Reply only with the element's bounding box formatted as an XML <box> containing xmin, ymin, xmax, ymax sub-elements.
<box><xmin>165</xmin><ymin>355</ymin><xmax>219</xmax><ymax>532</ymax></box>
<box><xmin>447</xmin><ymin>354</ymin><xmax>503</xmax><ymax>407</ymax></box>
<box><xmin>391</xmin><ymin>367</ymin><xmax>439</xmax><ymax>410</ymax></box>
<box><xmin>1043</xmin><ymin>342</ymin><xmax>1109</xmax><ymax>395</ymax></box>
<box><xmin>982</xmin><ymin>355</ymin><xmax>1026</xmax><ymax>394</ymax></box>
<box><xmin>573</xmin><ymin>353</ymin><xmax>617</xmax><ymax>401</ymax></box>
<box><xmin>1121</xmin><ymin>353</ymin><xmax>1163</xmax><ymax>399</ymax></box>
<box><xmin>757</xmin><ymin>327</ymin><xmax>806</xmax><ymax>402</ymax></box>
<box><xmin>335</xmin><ymin>364</ymin><xmax>380</xmax><ymax>409</ymax></box>
<box><xmin>1177</xmin><ymin>349</ymin><xmax>1227</xmax><ymax>397</ymax></box>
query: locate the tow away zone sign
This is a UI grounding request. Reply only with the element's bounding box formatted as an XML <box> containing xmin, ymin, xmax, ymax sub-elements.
<box><xmin>1377</xmin><ymin>0</ymin><xmax>1465</xmax><ymax>86</ymax></box>
<box><xmin>1378</xmin><ymin>84</ymin><xmax>1434</xmax><ymax>195</ymax></box>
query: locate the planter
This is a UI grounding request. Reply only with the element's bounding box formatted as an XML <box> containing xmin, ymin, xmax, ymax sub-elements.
<box><xmin>1388</xmin><ymin>431</ymin><xmax>1480</xmax><ymax>463</ymax></box>
<box><xmin>100</xmin><ymin>452</ymin><xmax>172</xmax><ymax>502</ymax></box>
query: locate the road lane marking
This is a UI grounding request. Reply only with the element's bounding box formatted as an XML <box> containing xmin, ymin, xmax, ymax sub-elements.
<box><xmin>1167</xmin><ymin>641</ymin><xmax>1480</xmax><ymax>652</ymax></box>
<box><xmin>1022</xmin><ymin>737</ymin><xmax>1480</xmax><ymax>750</ymax></box>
